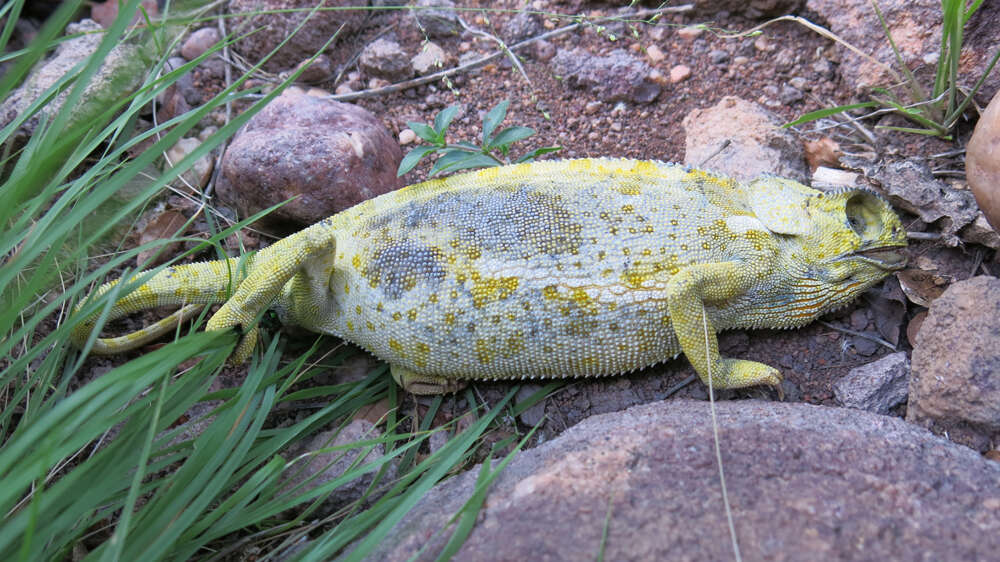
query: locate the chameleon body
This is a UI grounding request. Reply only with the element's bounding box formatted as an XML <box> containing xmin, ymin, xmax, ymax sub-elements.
<box><xmin>71</xmin><ymin>159</ymin><xmax>907</xmax><ymax>394</ymax></box>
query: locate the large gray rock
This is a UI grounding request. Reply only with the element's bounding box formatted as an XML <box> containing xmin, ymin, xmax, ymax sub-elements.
<box><xmin>362</xmin><ymin>399</ymin><xmax>1000</xmax><ymax>561</ymax></box>
<box><xmin>682</xmin><ymin>96</ymin><xmax>809</xmax><ymax>183</ymax></box>
<box><xmin>908</xmin><ymin>276</ymin><xmax>1000</xmax><ymax>451</ymax></box>
<box><xmin>217</xmin><ymin>88</ymin><xmax>402</xmax><ymax>230</ymax></box>
<box><xmin>833</xmin><ymin>352</ymin><xmax>909</xmax><ymax>414</ymax></box>
<box><xmin>0</xmin><ymin>19</ymin><xmax>147</xmax><ymax>140</ymax></box>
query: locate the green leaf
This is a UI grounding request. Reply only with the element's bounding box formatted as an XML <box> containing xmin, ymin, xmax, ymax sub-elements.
<box><xmin>488</xmin><ymin>126</ymin><xmax>535</xmax><ymax>149</ymax></box>
<box><xmin>454</xmin><ymin>140</ymin><xmax>480</xmax><ymax>151</ymax></box>
<box><xmin>433</xmin><ymin>105</ymin><xmax>460</xmax><ymax>134</ymax></box>
<box><xmin>782</xmin><ymin>102</ymin><xmax>880</xmax><ymax>128</ymax></box>
<box><xmin>429</xmin><ymin>151</ymin><xmax>499</xmax><ymax>176</ymax></box>
<box><xmin>407</xmin><ymin>121</ymin><xmax>442</xmax><ymax>144</ymax></box>
<box><xmin>397</xmin><ymin>145</ymin><xmax>438</xmax><ymax>177</ymax></box>
<box><xmin>514</xmin><ymin>146</ymin><xmax>562</xmax><ymax>163</ymax></box>
<box><xmin>481</xmin><ymin>100</ymin><xmax>510</xmax><ymax>145</ymax></box>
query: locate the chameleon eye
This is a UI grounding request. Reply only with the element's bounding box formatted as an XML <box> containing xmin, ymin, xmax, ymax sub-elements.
<box><xmin>847</xmin><ymin>213</ymin><xmax>866</xmax><ymax>235</ymax></box>
<box><xmin>844</xmin><ymin>191</ymin><xmax>882</xmax><ymax>237</ymax></box>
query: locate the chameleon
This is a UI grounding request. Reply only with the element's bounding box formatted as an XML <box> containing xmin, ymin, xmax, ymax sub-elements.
<box><xmin>70</xmin><ymin>158</ymin><xmax>907</xmax><ymax>394</ymax></box>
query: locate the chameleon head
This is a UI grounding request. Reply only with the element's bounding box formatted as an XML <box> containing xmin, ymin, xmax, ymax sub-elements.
<box><xmin>748</xmin><ymin>177</ymin><xmax>907</xmax><ymax>320</ymax></box>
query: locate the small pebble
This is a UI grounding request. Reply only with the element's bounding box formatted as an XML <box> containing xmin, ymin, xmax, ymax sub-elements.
<box><xmin>676</xmin><ymin>26</ymin><xmax>703</xmax><ymax>40</ymax></box>
<box><xmin>709</xmin><ymin>49</ymin><xmax>729</xmax><ymax>65</ymax></box>
<box><xmin>399</xmin><ymin>129</ymin><xmax>417</xmax><ymax>145</ymax></box>
<box><xmin>646</xmin><ymin>44</ymin><xmax>666</xmax><ymax>63</ymax></box>
<box><xmin>669</xmin><ymin>64</ymin><xmax>691</xmax><ymax>83</ymax></box>
<box><xmin>584</xmin><ymin>101</ymin><xmax>602</xmax><ymax>114</ymax></box>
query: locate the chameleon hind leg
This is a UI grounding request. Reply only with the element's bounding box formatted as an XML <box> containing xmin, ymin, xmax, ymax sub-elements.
<box><xmin>71</xmin><ymin>259</ymin><xmax>245</xmax><ymax>354</ymax></box>
<box><xmin>390</xmin><ymin>364</ymin><xmax>468</xmax><ymax>395</ymax></box>
<box><xmin>665</xmin><ymin>262</ymin><xmax>782</xmax><ymax>390</ymax></box>
<box><xmin>206</xmin><ymin>220</ymin><xmax>338</xmax><ymax>362</ymax></box>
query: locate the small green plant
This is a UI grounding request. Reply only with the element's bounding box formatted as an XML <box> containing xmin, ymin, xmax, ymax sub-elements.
<box><xmin>397</xmin><ymin>100</ymin><xmax>562</xmax><ymax>178</ymax></box>
<box><xmin>786</xmin><ymin>0</ymin><xmax>1000</xmax><ymax>139</ymax></box>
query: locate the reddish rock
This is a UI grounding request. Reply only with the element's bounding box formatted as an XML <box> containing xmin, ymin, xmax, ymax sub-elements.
<box><xmin>967</xmin><ymin>91</ymin><xmax>1000</xmax><ymax>231</ymax></box>
<box><xmin>908</xmin><ymin>276</ymin><xmax>1000</xmax><ymax>451</ymax></box>
<box><xmin>217</xmin><ymin>88</ymin><xmax>403</xmax><ymax>230</ymax></box>
<box><xmin>180</xmin><ymin>27</ymin><xmax>221</xmax><ymax>61</ymax></box>
<box><xmin>682</xmin><ymin>96</ymin><xmax>808</xmax><ymax>182</ymax></box>
<box><xmin>359</xmin><ymin>399</ymin><xmax>1000</xmax><ymax>560</ymax></box>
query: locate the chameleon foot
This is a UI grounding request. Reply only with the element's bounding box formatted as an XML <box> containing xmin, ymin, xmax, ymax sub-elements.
<box><xmin>390</xmin><ymin>365</ymin><xmax>468</xmax><ymax>395</ymax></box>
<box><xmin>705</xmin><ymin>358</ymin><xmax>783</xmax><ymax>390</ymax></box>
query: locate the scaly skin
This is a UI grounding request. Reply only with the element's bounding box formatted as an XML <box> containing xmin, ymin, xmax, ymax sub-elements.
<box><xmin>71</xmin><ymin>159</ymin><xmax>908</xmax><ymax>394</ymax></box>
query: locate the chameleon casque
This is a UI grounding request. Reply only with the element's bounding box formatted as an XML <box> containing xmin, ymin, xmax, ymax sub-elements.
<box><xmin>71</xmin><ymin>158</ymin><xmax>907</xmax><ymax>394</ymax></box>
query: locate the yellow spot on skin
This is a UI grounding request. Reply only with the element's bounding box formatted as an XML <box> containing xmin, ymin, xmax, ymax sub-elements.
<box><xmin>444</xmin><ymin>312</ymin><xmax>456</xmax><ymax>325</ymax></box>
<box><xmin>475</xmin><ymin>338</ymin><xmax>493</xmax><ymax>364</ymax></box>
<box><xmin>392</xmin><ymin>311</ymin><xmax>402</xmax><ymax>321</ymax></box>
<box><xmin>352</xmin><ymin>255</ymin><xmax>362</xmax><ymax>270</ymax></box>
<box><xmin>355</xmin><ymin>305</ymin><xmax>362</xmax><ymax>315</ymax></box>
<box><xmin>470</xmin><ymin>276</ymin><xmax>520</xmax><ymax>308</ymax></box>
<box><xmin>366</xmin><ymin>321</ymin><xmax>375</xmax><ymax>331</ymax></box>
<box><xmin>407</xmin><ymin>308</ymin><xmax>418</xmax><ymax>321</ymax></box>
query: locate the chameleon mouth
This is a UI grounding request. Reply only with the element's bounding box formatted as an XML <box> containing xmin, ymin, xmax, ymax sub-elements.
<box><xmin>853</xmin><ymin>246</ymin><xmax>907</xmax><ymax>270</ymax></box>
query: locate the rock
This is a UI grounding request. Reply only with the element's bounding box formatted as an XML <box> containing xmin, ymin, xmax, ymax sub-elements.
<box><xmin>682</xmin><ymin>96</ymin><xmax>809</xmax><ymax>182</ymax></box>
<box><xmin>398</xmin><ymin>128</ymin><xmax>417</xmax><ymax>145</ymax></box>
<box><xmin>180</xmin><ymin>27</ymin><xmax>221</xmax><ymax>61</ymax></box>
<box><xmin>217</xmin><ymin>88</ymin><xmax>403</xmax><ymax>230</ymax></box>
<box><xmin>841</xmin><ymin>155</ymin><xmax>979</xmax><ymax>246</ymax></box>
<box><xmin>279</xmin><ymin>419</ymin><xmax>392</xmax><ymax>517</ymax></box>
<box><xmin>359</xmin><ymin>38</ymin><xmax>412</xmax><ymax>81</ymax></box>
<box><xmin>708</xmin><ymin>49</ymin><xmax>729</xmax><ymax>65</ymax></box>
<box><xmin>689</xmin><ymin>0</ymin><xmax>802</xmax><ymax>17</ymax></box>
<box><xmin>779</xmin><ymin>84</ymin><xmax>803</xmax><ymax>104</ymax></box>
<box><xmin>228</xmin><ymin>0</ymin><xmax>367</xmax><ymax>72</ymax></box>
<box><xmin>165</xmin><ymin>137</ymin><xmax>215</xmax><ymax>190</ymax></box>
<box><xmin>501</xmin><ymin>10</ymin><xmax>543</xmax><ymax>43</ymax></box>
<box><xmin>0</xmin><ymin>20</ymin><xmax>147</xmax><ymax>141</ymax></box>
<box><xmin>806</xmin><ymin>0</ymin><xmax>1000</xmax><ymax>102</ymax></box>
<box><xmin>292</xmin><ymin>53</ymin><xmax>332</xmax><ymax>83</ymax></box>
<box><xmin>833</xmin><ymin>352</ymin><xmax>909</xmax><ymax>414</ymax></box>
<box><xmin>967</xmin><ymin>90</ymin><xmax>1000</xmax><ymax>231</ymax></box>
<box><xmin>669</xmin><ymin>64</ymin><xmax>691</xmax><ymax>83</ymax></box>
<box><xmin>91</xmin><ymin>0</ymin><xmax>159</xmax><ymax>28</ymax></box>
<box><xmin>645</xmin><ymin>44</ymin><xmax>666</xmax><ymax>64</ymax></box>
<box><xmin>410</xmin><ymin>41</ymin><xmax>453</xmax><ymax>75</ymax></box>
<box><xmin>359</xmin><ymin>399</ymin><xmax>1000</xmax><ymax>560</ymax></box>
<box><xmin>960</xmin><ymin>213</ymin><xmax>1000</xmax><ymax>249</ymax></box>
<box><xmin>514</xmin><ymin>384</ymin><xmax>547</xmax><ymax>427</ymax></box>
<box><xmin>550</xmin><ymin>48</ymin><xmax>661</xmax><ymax>104</ymax></box>
<box><xmin>411</xmin><ymin>0</ymin><xmax>461</xmax><ymax>38</ymax></box>
<box><xmin>676</xmin><ymin>26</ymin><xmax>704</xmax><ymax>40</ymax></box>
<box><xmin>908</xmin><ymin>276</ymin><xmax>1000</xmax><ymax>451</ymax></box>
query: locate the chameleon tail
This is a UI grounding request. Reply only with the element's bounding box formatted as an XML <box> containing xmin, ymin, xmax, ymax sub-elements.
<box><xmin>70</xmin><ymin>258</ymin><xmax>250</xmax><ymax>354</ymax></box>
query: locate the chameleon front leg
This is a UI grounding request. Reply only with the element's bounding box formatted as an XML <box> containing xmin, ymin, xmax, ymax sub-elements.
<box><xmin>666</xmin><ymin>262</ymin><xmax>782</xmax><ymax>390</ymax></box>
<box><xmin>206</xmin><ymin>220</ymin><xmax>338</xmax><ymax>362</ymax></box>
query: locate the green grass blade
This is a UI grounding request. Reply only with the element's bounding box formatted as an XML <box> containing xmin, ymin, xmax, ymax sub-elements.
<box><xmin>783</xmin><ymin>101</ymin><xmax>880</xmax><ymax>127</ymax></box>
